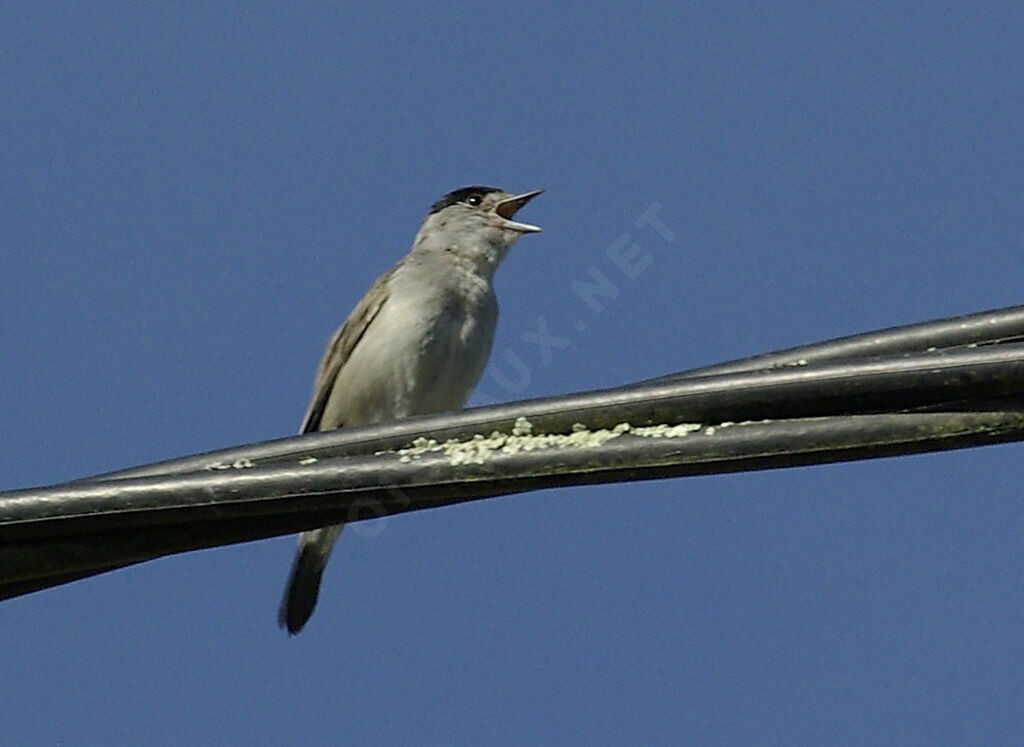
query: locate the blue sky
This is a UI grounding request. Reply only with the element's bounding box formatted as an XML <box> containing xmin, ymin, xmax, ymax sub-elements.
<box><xmin>3</xmin><ymin>2</ymin><xmax>1023</xmax><ymax>744</ymax></box>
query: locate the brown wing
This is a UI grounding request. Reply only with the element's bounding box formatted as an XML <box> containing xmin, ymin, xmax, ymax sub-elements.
<box><xmin>299</xmin><ymin>268</ymin><xmax>394</xmax><ymax>433</ymax></box>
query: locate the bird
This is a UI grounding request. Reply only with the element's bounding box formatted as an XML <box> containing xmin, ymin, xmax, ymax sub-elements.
<box><xmin>278</xmin><ymin>185</ymin><xmax>543</xmax><ymax>634</ymax></box>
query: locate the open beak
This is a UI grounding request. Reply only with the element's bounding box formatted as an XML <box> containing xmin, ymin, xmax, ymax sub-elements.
<box><xmin>494</xmin><ymin>189</ymin><xmax>544</xmax><ymax>233</ymax></box>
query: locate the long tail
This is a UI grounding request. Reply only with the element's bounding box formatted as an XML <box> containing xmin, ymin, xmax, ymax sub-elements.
<box><xmin>278</xmin><ymin>523</ymin><xmax>344</xmax><ymax>635</ymax></box>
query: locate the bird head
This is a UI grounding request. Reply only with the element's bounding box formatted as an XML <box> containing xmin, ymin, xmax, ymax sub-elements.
<box><xmin>413</xmin><ymin>186</ymin><xmax>543</xmax><ymax>274</ymax></box>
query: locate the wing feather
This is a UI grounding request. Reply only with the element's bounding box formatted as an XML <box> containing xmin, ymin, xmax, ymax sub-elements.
<box><xmin>299</xmin><ymin>268</ymin><xmax>393</xmax><ymax>433</ymax></box>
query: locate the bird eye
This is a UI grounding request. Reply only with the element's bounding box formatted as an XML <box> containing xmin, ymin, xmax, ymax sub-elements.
<box><xmin>465</xmin><ymin>194</ymin><xmax>483</xmax><ymax>207</ymax></box>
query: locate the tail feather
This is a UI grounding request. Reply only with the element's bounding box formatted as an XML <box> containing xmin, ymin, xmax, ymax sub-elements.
<box><xmin>278</xmin><ymin>524</ymin><xmax>344</xmax><ymax>635</ymax></box>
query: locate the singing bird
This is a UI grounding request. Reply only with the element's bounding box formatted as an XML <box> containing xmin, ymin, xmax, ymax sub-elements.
<box><xmin>279</xmin><ymin>186</ymin><xmax>543</xmax><ymax>634</ymax></box>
